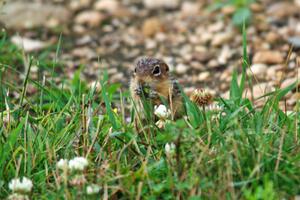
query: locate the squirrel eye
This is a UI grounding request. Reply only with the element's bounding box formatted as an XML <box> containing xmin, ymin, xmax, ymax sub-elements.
<box><xmin>152</xmin><ymin>65</ymin><xmax>161</xmax><ymax>76</ymax></box>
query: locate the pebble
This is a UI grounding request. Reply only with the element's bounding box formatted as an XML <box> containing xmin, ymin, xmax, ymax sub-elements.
<box><xmin>111</xmin><ymin>73</ymin><xmax>124</xmax><ymax>83</ymax></box>
<box><xmin>267</xmin><ymin>2</ymin><xmax>298</xmax><ymax>19</ymax></box>
<box><xmin>244</xmin><ymin>83</ymin><xmax>274</xmax><ymax>99</ymax></box>
<box><xmin>252</xmin><ymin>51</ymin><xmax>284</xmax><ymax>64</ymax></box>
<box><xmin>11</xmin><ymin>35</ymin><xmax>48</xmax><ymax>52</ymax></box>
<box><xmin>0</xmin><ymin>2</ymin><xmax>70</xmax><ymax>29</ymax></box>
<box><xmin>175</xmin><ymin>63</ymin><xmax>188</xmax><ymax>74</ymax></box>
<box><xmin>221</xmin><ymin>5</ymin><xmax>236</xmax><ymax>15</ymax></box>
<box><xmin>181</xmin><ymin>2</ymin><xmax>200</xmax><ymax>17</ymax></box>
<box><xmin>211</xmin><ymin>31</ymin><xmax>233</xmax><ymax>47</ymax></box>
<box><xmin>198</xmin><ymin>72</ymin><xmax>210</xmax><ymax>81</ymax></box>
<box><xmin>265</xmin><ymin>32</ymin><xmax>280</xmax><ymax>43</ymax></box>
<box><xmin>75</xmin><ymin>11</ymin><xmax>104</xmax><ymax>27</ymax></box>
<box><xmin>94</xmin><ymin>0</ymin><xmax>119</xmax><ymax>13</ymax></box>
<box><xmin>288</xmin><ymin>37</ymin><xmax>300</xmax><ymax>49</ymax></box>
<box><xmin>281</xmin><ymin>78</ymin><xmax>298</xmax><ymax>89</ymax></box>
<box><xmin>142</xmin><ymin>18</ymin><xmax>163</xmax><ymax>37</ymax></box>
<box><xmin>143</xmin><ymin>0</ymin><xmax>179</xmax><ymax>9</ymax></box>
<box><xmin>247</xmin><ymin>63</ymin><xmax>268</xmax><ymax>77</ymax></box>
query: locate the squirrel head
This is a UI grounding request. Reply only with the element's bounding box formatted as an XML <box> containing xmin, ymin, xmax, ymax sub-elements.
<box><xmin>132</xmin><ymin>57</ymin><xmax>169</xmax><ymax>82</ymax></box>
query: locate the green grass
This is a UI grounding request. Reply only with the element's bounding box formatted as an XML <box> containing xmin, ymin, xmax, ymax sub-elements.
<box><xmin>0</xmin><ymin>27</ymin><xmax>299</xmax><ymax>199</ymax></box>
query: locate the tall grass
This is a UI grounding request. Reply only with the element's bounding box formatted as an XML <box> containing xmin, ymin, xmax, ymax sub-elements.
<box><xmin>0</xmin><ymin>27</ymin><xmax>299</xmax><ymax>199</ymax></box>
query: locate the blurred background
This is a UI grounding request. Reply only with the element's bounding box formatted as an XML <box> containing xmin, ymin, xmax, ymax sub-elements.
<box><xmin>0</xmin><ymin>0</ymin><xmax>299</xmax><ymax>109</ymax></box>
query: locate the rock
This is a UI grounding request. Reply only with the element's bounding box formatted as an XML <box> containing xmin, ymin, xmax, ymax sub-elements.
<box><xmin>111</xmin><ymin>72</ymin><xmax>123</xmax><ymax>82</ymax></box>
<box><xmin>208</xmin><ymin>21</ymin><xmax>224</xmax><ymax>33</ymax></box>
<box><xmin>287</xmin><ymin>93</ymin><xmax>299</xmax><ymax>106</ymax></box>
<box><xmin>247</xmin><ymin>64</ymin><xmax>268</xmax><ymax>77</ymax></box>
<box><xmin>69</xmin><ymin>0</ymin><xmax>92</xmax><ymax>11</ymax></box>
<box><xmin>250</xmin><ymin>3</ymin><xmax>263</xmax><ymax>12</ymax></box>
<box><xmin>253</xmin><ymin>51</ymin><xmax>284</xmax><ymax>64</ymax></box>
<box><xmin>288</xmin><ymin>37</ymin><xmax>300</xmax><ymax>49</ymax></box>
<box><xmin>218</xmin><ymin>45</ymin><xmax>232</xmax><ymax>65</ymax></box>
<box><xmin>181</xmin><ymin>2</ymin><xmax>200</xmax><ymax>17</ymax></box>
<box><xmin>265</xmin><ymin>32</ymin><xmax>280</xmax><ymax>43</ymax></box>
<box><xmin>281</xmin><ymin>78</ymin><xmax>298</xmax><ymax>89</ymax></box>
<box><xmin>211</xmin><ymin>31</ymin><xmax>233</xmax><ymax>47</ymax></box>
<box><xmin>267</xmin><ymin>2</ymin><xmax>298</xmax><ymax>19</ymax></box>
<box><xmin>175</xmin><ymin>63</ymin><xmax>188</xmax><ymax>74</ymax></box>
<box><xmin>95</xmin><ymin>0</ymin><xmax>130</xmax><ymax>17</ymax></box>
<box><xmin>198</xmin><ymin>72</ymin><xmax>210</xmax><ymax>81</ymax></box>
<box><xmin>145</xmin><ymin>39</ymin><xmax>157</xmax><ymax>49</ymax></box>
<box><xmin>72</xmin><ymin>47</ymin><xmax>97</xmax><ymax>59</ymax></box>
<box><xmin>142</xmin><ymin>18</ymin><xmax>163</xmax><ymax>37</ymax></box>
<box><xmin>244</xmin><ymin>83</ymin><xmax>274</xmax><ymax>99</ymax></box>
<box><xmin>0</xmin><ymin>2</ymin><xmax>70</xmax><ymax>29</ymax></box>
<box><xmin>75</xmin><ymin>11</ymin><xmax>104</xmax><ymax>27</ymax></box>
<box><xmin>94</xmin><ymin>0</ymin><xmax>119</xmax><ymax>13</ymax></box>
<box><xmin>193</xmin><ymin>46</ymin><xmax>213</xmax><ymax>62</ymax></box>
<box><xmin>143</xmin><ymin>0</ymin><xmax>179</xmax><ymax>9</ymax></box>
<box><xmin>11</xmin><ymin>36</ymin><xmax>48</xmax><ymax>52</ymax></box>
<box><xmin>207</xmin><ymin>59</ymin><xmax>219</xmax><ymax>68</ymax></box>
<box><xmin>221</xmin><ymin>5</ymin><xmax>236</xmax><ymax>15</ymax></box>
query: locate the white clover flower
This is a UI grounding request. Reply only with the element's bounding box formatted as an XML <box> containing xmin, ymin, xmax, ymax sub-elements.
<box><xmin>165</xmin><ymin>143</ymin><xmax>175</xmax><ymax>155</ymax></box>
<box><xmin>57</xmin><ymin>159</ymin><xmax>68</xmax><ymax>170</ymax></box>
<box><xmin>86</xmin><ymin>184</ymin><xmax>101</xmax><ymax>195</ymax></box>
<box><xmin>68</xmin><ymin>157</ymin><xmax>88</xmax><ymax>171</ymax></box>
<box><xmin>155</xmin><ymin>119</ymin><xmax>166</xmax><ymax>129</ymax></box>
<box><xmin>154</xmin><ymin>105</ymin><xmax>171</xmax><ymax>119</ymax></box>
<box><xmin>8</xmin><ymin>177</ymin><xmax>33</xmax><ymax>193</ymax></box>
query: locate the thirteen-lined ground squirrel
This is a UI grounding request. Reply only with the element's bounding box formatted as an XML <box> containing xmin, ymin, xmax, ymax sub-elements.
<box><xmin>130</xmin><ymin>57</ymin><xmax>183</xmax><ymax>120</ymax></box>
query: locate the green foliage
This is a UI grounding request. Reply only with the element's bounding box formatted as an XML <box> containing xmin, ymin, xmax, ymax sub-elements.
<box><xmin>0</xmin><ymin>30</ymin><xmax>300</xmax><ymax>199</ymax></box>
<box><xmin>212</xmin><ymin>0</ymin><xmax>255</xmax><ymax>26</ymax></box>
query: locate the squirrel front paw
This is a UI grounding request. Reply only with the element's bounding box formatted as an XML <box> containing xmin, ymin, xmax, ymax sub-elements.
<box><xmin>134</xmin><ymin>87</ymin><xmax>143</xmax><ymax>96</ymax></box>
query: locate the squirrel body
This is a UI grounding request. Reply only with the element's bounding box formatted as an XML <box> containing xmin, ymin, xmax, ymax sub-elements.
<box><xmin>130</xmin><ymin>57</ymin><xmax>183</xmax><ymax>119</ymax></box>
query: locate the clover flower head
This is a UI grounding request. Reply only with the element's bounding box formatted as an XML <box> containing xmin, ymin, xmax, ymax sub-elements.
<box><xmin>57</xmin><ymin>159</ymin><xmax>68</xmax><ymax>170</ymax></box>
<box><xmin>154</xmin><ymin>104</ymin><xmax>171</xmax><ymax>119</ymax></box>
<box><xmin>190</xmin><ymin>88</ymin><xmax>213</xmax><ymax>107</ymax></box>
<box><xmin>86</xmin><ymin>184</ymin><xmax>101</xmax><ymax>195</ymax></box>
<box><xmin>165</xmin><ymin>143</ymin><xmax>175</xmax><ymax>155</ymax></box>
<box><xmin>8</xmin><ymin>177</ymin><xmax>33</xmax><ymax>193</ymax></box>
<box><xmin>68</xmin><ymin>157</ymin><xmax>88</xmax><ymax>171</ymax></box>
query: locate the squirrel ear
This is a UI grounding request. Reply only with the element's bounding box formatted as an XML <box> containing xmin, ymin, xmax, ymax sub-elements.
<box><xmin>165</xmin><ymin>64</ymin><xmax>169</xmax><ymax>72</ymax></box>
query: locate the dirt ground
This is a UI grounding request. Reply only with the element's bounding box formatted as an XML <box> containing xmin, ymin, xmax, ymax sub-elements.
<box><xmin>0</xmin><ymin>0</ymin><xmax>299</xmax><ymax>110</ymax></box>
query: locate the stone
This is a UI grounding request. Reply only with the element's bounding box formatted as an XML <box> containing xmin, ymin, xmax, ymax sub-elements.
<box><xmin>142</xmin><ymin>18</ymin><xmax>163</xmax><ymax>37</ymax></box>
<box><xmin>288</xmin><ymin>37</ymin><xmax>300</xmax><ymax>49</ymax></box>
<box><xmin>221</xmin><ymin>5</ymin><xmax>236</xmax><ymax>15</ymax></box>
<box><xmin>281</xmin><ymin>78</ymin><xmax>298</xmax><ymax>89</ymax></box>
<box><xmin>218</xmin><ymin>46</ymin><xmax>232</xmax><ymax>65</ymax></box>
<box><xmin>143</xmin><ymin>0</ymin><xmax>179</xmax><ymax>9</ymax></box>
<box><xmin>94</xmin><ymin>0</ymin><xmax>119</xmax><ymax>13</ymax></box>
<box><xmin>267</xmin><ymin>2</ymin><xmax>298</xmax><ymax>19</ymax></box>
<box><xmin>250</xmin><ymin>3</ymin><xmax>263</xmax><ymax>12</ymax></box>
<box><xmin>265</xmin><ymin>32</ymin><xmax>280</xmax><ymax>43</ymax></box>
<box><xmin>175</xmin><ymin>63</ymin><xmax>188</xmax><ymax>74</ymax></box>
<box><xmin>247</xmin><ymin>64</ymin><xmax>268</xmax><ymax>77</ymax></box>
<box><xmin>181</xmin><ymin>2</ymin><xmax>200</xmax><ymax>17</ymax></box>
<box><xmin>244</xmin><ymin>83</ymin><xmax>274</xmax><ymax>99</ymax></box>
<box><xmin>11</xmin><ymin>36</ymin><xmax>48</xmax><ymax>52</ymax></box>
<box><xmin>211</xmin><ymin>31</ymin><xmax>233</xmax><ymax>47</ymax></box>
<box><xmin>111</xmin><ymin>73</ymin><xmax>124</xmax><ymax>82</ymax></box>
<box><xmin>198</xmin><ymin>72</ymin><xmax>210</xmax><ymax>81</ymax></box>
<box><xmin>75</xmin><ymin>11</ymin><xmax>104</xmax><ymax>27</ymax></box>
<box><xmin>0</xmin><ymin>2</ymin><xmax>70</xmax><ymax>29</ymax></box>
<box><xmin>252</xmin><ymin>51</ymin><xmax>284</xmax><ymax>64</ymax></box>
